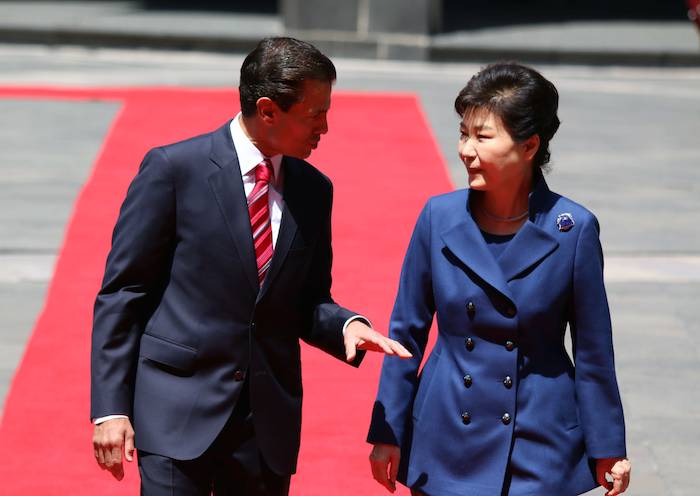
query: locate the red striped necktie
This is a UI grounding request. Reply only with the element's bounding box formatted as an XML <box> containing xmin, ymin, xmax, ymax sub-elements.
<box><xmin>247</xmin><ymin>159</ymin><xmax>274</xmax><ymax>286</ymax></box>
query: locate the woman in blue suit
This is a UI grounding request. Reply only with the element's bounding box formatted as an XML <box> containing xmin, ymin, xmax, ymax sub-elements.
<box><xmin>367</xmin><ymin>63</ymin><xmax>631</xmax><ymax>495</ymax></box>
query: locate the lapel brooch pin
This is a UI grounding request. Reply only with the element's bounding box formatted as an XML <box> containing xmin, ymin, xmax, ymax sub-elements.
<box><xmin>556</xmin><ymin>213</ymin><xmax>575</xmax><ymax>232</ymax></box>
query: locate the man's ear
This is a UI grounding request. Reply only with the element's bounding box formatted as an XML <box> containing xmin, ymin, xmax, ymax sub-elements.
<box><xmin>256</xmin><ymin>97</ymin><xmax>278</xmax><ymax>124</ymax></box>
<box><xmin>523</xmin><ymin>134</ymin><xmax>540</xmax><ymax>162</ymax></box>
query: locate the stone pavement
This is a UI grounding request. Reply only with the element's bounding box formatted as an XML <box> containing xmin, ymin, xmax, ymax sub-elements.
<box><xmin>0</xmin><ymin>97</ymin><xmax>120</xmax><ymax>411</ymax></box>
<box><xmin>0</xmin><ymin>29</ymin><xmax>699</xmax><ymax>496</ymax></box>
<box><xmin>0</xmin><ymin>1</ymin><xmax>698</xmax><ymax>64</ymax></box>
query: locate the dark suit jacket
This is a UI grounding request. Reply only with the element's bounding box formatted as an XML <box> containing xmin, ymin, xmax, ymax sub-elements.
<box><xmin>91</xmin><ymin>121</ymin><xmax>364</xmax><ymax>475</ymax></box>
<box><xmin>368</xmin><ymin>173</ymin><xmax>625</xmax><ymax>495</ymax></box>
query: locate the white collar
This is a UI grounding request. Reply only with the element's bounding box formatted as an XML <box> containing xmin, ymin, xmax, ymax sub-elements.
<box><xmin>230</xmin><ymin>113</ymin><xmax>282</xmax><ymax>181</ymax></box>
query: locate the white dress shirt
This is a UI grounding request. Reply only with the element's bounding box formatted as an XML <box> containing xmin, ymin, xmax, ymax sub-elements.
<box><xmin>94</xmin><ymin>115</ymin><xmax>367</xmax><ymax>425</ymax></box>
<box><xmin>230</xmin><ymin>114</ymin><xmax>284</xmax><ymax>248</ymax></box>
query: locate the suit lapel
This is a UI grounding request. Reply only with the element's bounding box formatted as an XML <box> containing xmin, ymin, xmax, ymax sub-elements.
<box><xmin>207</xmin><ymin>121</ymin><xmax>259</xmax><ymax>293</ymax></box>
<box><xmin>497</xmin><ymin>221</ymin><xmax>558</xmax><ymax>281</ymax></box>
<box><xmin>440</xmin><ymin>191</ymin><xmax>514</xmax><ymax>303</ymax></box>
<box><xmin>441</xmin><ymin>175</ymin><xmax>560</xmax><ymax>300</ymax></box>
<box><xmin>499</xmin><ymin>171</ymin><xmax>559</xmax><ymax>281</ymax></box>
<box><xmin>257</xmin><ymin>156</ymin><xmax>300</xmax><ymax>301</ymax></box>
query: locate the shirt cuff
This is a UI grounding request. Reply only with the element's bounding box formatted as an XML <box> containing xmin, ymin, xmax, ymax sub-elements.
<box><xmin>342</xmin><ymin>315</ymin><xmax>372</xmax><ymax>336</ymax></box>
<box><xmin>93</xmin><ymin>414</ymin><xmax>129</xmax><ymax>425</ymax></box>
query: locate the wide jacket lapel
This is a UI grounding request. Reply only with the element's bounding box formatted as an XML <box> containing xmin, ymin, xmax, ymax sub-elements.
<box><xmin>257</xmin><ymin>156</ymin><xmax>300</xmax><ymax>301</ymax></box>
<box><xmin>207</xmin><ymin>121</ymin><xmax>258</xmax><ymax>293</ymax></box>
<box><xmin>497</xmin><ymin>222</ymin><xmax>558</xmax><ymax>282</ymax></box>
<box><xmin>498</xmin><ymin>172</ymin><xmax>559</xmax><ymax>282</ymax></box>
<box><xmin>440</xmin><ymin>190</ymin><xmax>515</xmax><ymax>304</ymax></box>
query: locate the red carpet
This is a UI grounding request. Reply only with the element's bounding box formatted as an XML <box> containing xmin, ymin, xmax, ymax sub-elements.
<box><xmin>0</xmin><ymin>87</ymin><xmax>452</xmax><ymax>494</ymax></box>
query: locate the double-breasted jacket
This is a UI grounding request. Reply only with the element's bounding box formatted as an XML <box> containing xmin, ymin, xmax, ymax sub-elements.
<box><xmin>368</xmin><ymin>174</ymin><xmax>626</xmax><ymax>495</ymax></box>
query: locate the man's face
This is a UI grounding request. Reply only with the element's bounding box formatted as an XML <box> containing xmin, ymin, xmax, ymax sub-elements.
<box><xmin>268</xmin><ymin>79</ymin><xmax>331</xmax><ymax>159</ymax></box>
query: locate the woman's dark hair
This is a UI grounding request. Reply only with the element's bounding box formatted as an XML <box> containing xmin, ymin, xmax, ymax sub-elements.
<box><xmin>239</xmin><ymin>37</ymin><xmax>336</xmax><ymax>117</ymax></box>
<box><xmin>454</xmin><ymin>62</ymin><xmax>560</xmax><ymax>170</ymax></box>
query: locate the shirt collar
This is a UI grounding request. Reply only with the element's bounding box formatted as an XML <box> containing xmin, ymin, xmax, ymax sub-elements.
<box><xmin>230</xmin><ymin>113</ymin><xmax>282</xmax><ymax>182</ymax></box>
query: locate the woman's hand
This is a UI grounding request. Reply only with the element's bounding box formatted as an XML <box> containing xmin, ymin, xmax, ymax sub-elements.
<box><xmin>596</xmin><ymin>457</ymin><xmax>631</xmax><ymax>495</ymax></box>
<box><xmin>369</xmin><ymin>443</ymin><xmax>401</xmax><ymax>492</ymax></box>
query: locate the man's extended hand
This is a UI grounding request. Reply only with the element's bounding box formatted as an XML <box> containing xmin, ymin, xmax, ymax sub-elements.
<box><xmin>344</xmin><ymin>320</ymin><xmax>412</xmax><ymax>362</ymax></box>
<box><xmin>92</xmin><ymin>417</ymin><xmax>135</xmax><ymax>480</ymax></box>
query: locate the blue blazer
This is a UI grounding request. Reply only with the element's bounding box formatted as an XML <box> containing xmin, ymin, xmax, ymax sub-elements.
<box><xmin>90</xmin><ymin>122</ymin><xmax>364</xmax><ymax>475</ymax></box>
<box><xmin>368</xmin><ymin>174</ymin><xmax>625</xmax><ymax>495</ymax></box>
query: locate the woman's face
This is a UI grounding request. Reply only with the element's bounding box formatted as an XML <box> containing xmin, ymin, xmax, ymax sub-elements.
<box><xmin>458</xmin><ymin>109</ymin><xmax>537</xmax><ymax>193</ymax></box>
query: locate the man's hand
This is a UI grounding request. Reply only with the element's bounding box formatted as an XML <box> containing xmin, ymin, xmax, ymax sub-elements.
<box><xmin>92</xmin><ymin>418</ymin><xmax>135</xmax><ymax>480</ymax></box>
<box><xmin>596</xmin><ymin>457</ymin><xmax>631</xmax><ymax>496</ymax></box>
<box><xmin>369</xmin><ymin>443</ymin><xmax>401</xmax><ymax>492</ymax></box>
<box><xmin>344</xmin><ymin>320</ymin><xmax>412</xmax><ymax>362</ymax></box>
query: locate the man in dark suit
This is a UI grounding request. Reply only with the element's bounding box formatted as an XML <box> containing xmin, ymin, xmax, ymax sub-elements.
<box><xmin>91</xmin><ymin>37</ymin><xmax>410</xmax><ymax>495</ymax></box>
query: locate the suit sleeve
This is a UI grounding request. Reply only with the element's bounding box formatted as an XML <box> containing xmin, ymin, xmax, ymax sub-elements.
<box><xmin>90</xmin><ymin>147</ymin><xmax>176</xmax><ymax>420</ymax></box>
<box><xmin>367</xmin><ymin>200</ymin><xmax>435</xmax><ymax>446</ymax></box>
<box><xmin>298</xmin><ymin>179</ymin><xmax>367</xmax><ymax>367</ymax></box>
<box><xmin>570</xmin><ymin>215</ymin><xmax>626</xmax><ymax>458</ymax></box>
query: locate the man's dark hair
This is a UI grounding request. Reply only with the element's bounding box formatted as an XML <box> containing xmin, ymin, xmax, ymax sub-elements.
<box><xmin>455</xmin><ymin>62</ymin><xmax>560</xmax><ymax>170</ymax></box>
<box><xmin>239</xmin><ymin>37</ymin><xmax>336</xmax><ymax>117</ymax></box>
